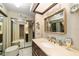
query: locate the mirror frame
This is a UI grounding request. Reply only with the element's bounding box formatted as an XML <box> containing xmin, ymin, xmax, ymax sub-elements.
<box><xmin>44</xmin><ymin>8</ymin><xmax>67</xmax><ymax>34</ymax></box>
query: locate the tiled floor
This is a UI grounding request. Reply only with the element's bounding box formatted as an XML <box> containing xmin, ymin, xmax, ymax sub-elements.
<box><xmin>19</xmin><ymin>40</ymin><xmax>32</xmax><ymax>56</ymax></box>
<box><xmin>25</xmin><ymin>42</ymin><xmax>32</xmax><ymax>47</ymax></box>
<box><xmin>19</xmin><ymin>47</ymin><xmax>32</xmax><ymax>56</ymax></box>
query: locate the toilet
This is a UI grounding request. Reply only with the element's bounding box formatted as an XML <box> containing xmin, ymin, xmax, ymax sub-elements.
<box><xmin>5</xmin><ymin>45</ymin><xmax>19</xmax><ymax>56</ymax></box>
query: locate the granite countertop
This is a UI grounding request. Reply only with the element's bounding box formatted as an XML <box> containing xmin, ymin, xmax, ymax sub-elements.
<box><xmin>32</xmin><ymin>38</ymin><xmax>79</xmax><ymax>56</ymax></box>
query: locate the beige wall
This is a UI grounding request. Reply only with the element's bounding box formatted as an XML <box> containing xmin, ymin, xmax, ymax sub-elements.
<box><xmin>35</xmin><ymin>3</ymin><xmax>79</xmax><ymax>50</ymax></box>
<box><xmin>35</xmin><ymin>14</ymin><xmax>44</xmax><ymax>38</ymax></box>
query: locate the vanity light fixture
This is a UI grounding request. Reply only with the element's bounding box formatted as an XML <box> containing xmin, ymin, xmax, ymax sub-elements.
<box><xmin>36</xmin><ymin>22</ymin><xmax>40</xmax><ymax>29</ymax></box>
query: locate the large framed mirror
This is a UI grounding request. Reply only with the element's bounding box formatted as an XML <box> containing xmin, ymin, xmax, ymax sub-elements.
<box><xmin>44</xmin><ymin>8</ymin><xmax>67</xmax><ymax>34</ymax></box>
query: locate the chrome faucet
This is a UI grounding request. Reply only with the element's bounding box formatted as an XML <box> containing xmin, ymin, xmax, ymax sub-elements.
<box><xmin>47</xmin><ymin>36</ymin><xmax>56</xmax><ymax>43</ymax></box>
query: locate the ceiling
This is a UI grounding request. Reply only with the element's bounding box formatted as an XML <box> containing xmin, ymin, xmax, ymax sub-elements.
<box><xmin>36</xmin><ymin>3</ymin><xmax>53</xmax><ymax>13</ymax></box>
<box><xmin>3</xmin><ymin>3</ymin><xmax>35</xmax><ymax>16</ymax></box>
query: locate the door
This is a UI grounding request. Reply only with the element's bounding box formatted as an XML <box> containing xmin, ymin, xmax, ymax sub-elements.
<box><xmin>19</xmin><ymin>24</ymin><xmax>24</xmax><ymax>39</ymax></box>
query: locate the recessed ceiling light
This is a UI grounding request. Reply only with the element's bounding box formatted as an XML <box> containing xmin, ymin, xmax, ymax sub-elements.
<box><xmin>13</xmin><ymin>3</ymin><xmax>23</xmax><ymax>7</ymax></box>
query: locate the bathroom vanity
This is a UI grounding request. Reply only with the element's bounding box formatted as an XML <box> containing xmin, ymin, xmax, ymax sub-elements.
<box><xmin>32</xmin><ymin>38</ymin><xmax>79</xmax><ymax>56</ymax></box>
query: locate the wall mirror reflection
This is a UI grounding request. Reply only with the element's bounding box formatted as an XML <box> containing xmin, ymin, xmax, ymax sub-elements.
<box><xmin>44</xmin><ymin>8</ymin><xmax>67</xmax><ymax>34</ymax></box>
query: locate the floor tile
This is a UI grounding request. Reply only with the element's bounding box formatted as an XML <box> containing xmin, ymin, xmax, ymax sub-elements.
<box><xmin>19</xmin><ymin>47</ymin><xmax>32</xmax><ymax>56</ymax></box>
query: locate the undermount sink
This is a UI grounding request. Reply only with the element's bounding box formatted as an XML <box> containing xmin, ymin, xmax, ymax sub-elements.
<box><xmin>41</xmin><ymin>42</ymin><xmax>54</xmax><ymax>48</ymax></box>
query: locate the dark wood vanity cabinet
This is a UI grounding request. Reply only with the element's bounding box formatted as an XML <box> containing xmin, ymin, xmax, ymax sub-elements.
<box><xmin>32</xmin><ymin>41</ymin><xmax>47</xmax><ymax>56</ymax></box>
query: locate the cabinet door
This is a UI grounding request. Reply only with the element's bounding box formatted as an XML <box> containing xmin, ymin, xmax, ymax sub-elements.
<box><xmin>32</xmin><ymin>41</ymin><xmax>47</xmax><ymax>56</ymax></box>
